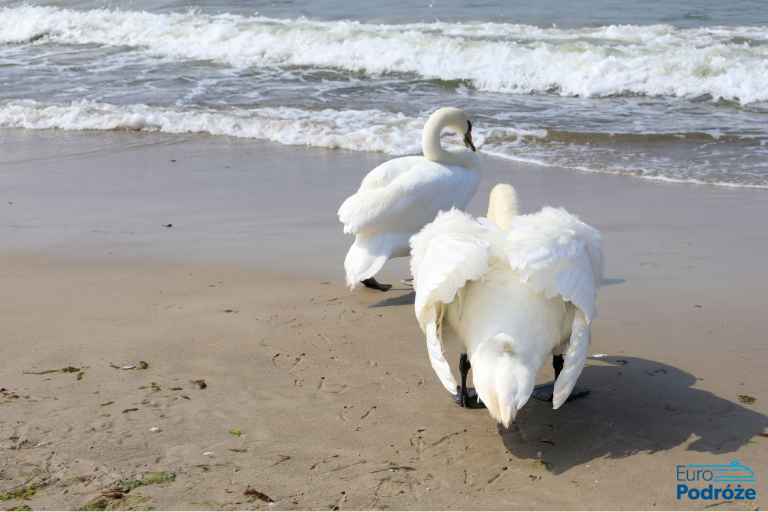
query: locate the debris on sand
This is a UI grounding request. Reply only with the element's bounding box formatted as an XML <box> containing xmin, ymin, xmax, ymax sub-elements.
<box><xmin>244</xmin><ymin>487</ymin><xmax>274</xmax><ymax>503</ymax></box>
<box><xmin>115</xmin><ymin>472</ymin><xmax>176</xmax><ymax>494</ymax></box>
<box><xmin>137</xmin><ymin>472</ymin><xmax>175</xmax><ymax>487</ymax></box>
<box><xmin>7</xmin><ymin>505</ymin><xmax>32</xmax><ymax>511</ymax></box>
<box><xmin>191</xmin><ymin>379</ymin><xmax>207</xmax><ymax>389</ymax></box>
<box><xmin>738</xmin><ymin>394</ymin><xmax>757</xmax><ymax>405</ymax></box>
<box><xmin>271</xmin><ymin>454</ymin><xmax>291</xmax><ymax>466</ymax></box>
<box><xmin>82</xmin><ymin>497</ymin><xmax>111</xmax><ymax>511</ymax></box>
<box><xmin>138</xmin><ymin>382</ymin><xmax>161</xmax><ymax>392</ymax></box>
<box><xmin>0</xmin><ymin>388</ymin><xmax>20</xmax><ymax>401</ymax></box>
<box><xmin>370</xmin><ymin>464</ymin><xmax>416</xmax><ymax>474</ymax></box>
<box><xmin>0</xmin><ymin>483</ymin><xmax>39</xmax><ymax>501</ymax></box>
<box><xmin>23</xmin><ymin>366</ymin><xmax>81</xmax><ymax>375</ymax></box>
<box><xmin>84</xmin><ymin>474</ymin><xmax>168</xmax><ymax>511</ymax></box>
<box><xmin>99</xmin><ymin>401</ymin><xmax>114</xmax><ymax>407</ymax></box>
<box><xmin>229</xmin><ymin>428</ymin><xmax>243</xmax><ymax>437</ymax></box>
<box><xmin>122</xmin><ymin>408</ymin><xmax>139</xmax><ymax>414</ymax></box>
<box><xmin>109</xmin><ymin>361</ymin><xmax>149</xmax><ymax>370</ymax></box>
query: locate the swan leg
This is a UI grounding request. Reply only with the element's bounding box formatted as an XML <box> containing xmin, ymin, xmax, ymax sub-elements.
<box><xmin>361</xmin><ymin>277</ymin><xmax>392</xmax><ymax>292</ymax></box>
<box><xmin>454</xmin><ymin>353</ymin><xmax>485</xmax><ymax>409</ymax></box>
<box><xmin>553</xmin><ymin>354</ymin><xmax>564</xmax><ymax>379</ymax></box>
<box><xmin>531</xmin><ymin>355</ymin><xmax>590</xmax><ymax>403</ymax></box>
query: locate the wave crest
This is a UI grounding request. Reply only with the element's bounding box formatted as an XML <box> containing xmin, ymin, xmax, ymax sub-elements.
<box><xmin>2</xmin><ymin>6</ymin><xmax>767</xmax><ymax>104</ymax></box>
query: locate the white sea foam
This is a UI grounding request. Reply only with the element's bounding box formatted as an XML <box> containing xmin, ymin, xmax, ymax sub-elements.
<box><xmin>2</xmin><ymin>99</ymin><xmax>765</xmax><ymax>189</ymax></box>
<box><xmin>1</xmin><ymin>99</ymin><xmax>545</xmax><ymax>154</ymax></box>
<box><xmin>0</xmin><ymin>99</ymin><xmax>544</xmax><ymax>153</ymax></box>
<box><xmin>1</xmin><ymin>6</ymin><xmax>767</xmax><ymax>104</ymax></box>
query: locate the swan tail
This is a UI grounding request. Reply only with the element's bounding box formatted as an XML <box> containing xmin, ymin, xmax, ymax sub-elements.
<box><xmin>343</xmin><ymin>235</ymin><xmax>394</xmax><ymax>289</ymax></box>
<box><xmin>471</xmin><ymin>334</ymin><xmax>535</xmax><ymax>428</ymax></box>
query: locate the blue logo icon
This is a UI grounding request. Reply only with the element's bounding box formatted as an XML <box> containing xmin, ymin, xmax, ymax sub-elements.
<box><xmin>676</xmin><ymin>460</ymin><xmax>758</xmax><ymax>502</ymax></box>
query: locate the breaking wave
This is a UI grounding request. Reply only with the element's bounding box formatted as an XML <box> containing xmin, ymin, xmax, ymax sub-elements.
<box><xmin>2</xmin><ymin>6</ymin><xmax>768</xmax><ymax>104</ymax></box>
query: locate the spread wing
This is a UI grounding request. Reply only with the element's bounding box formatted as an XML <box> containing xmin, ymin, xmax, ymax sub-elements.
<box><xmin>502</xmin><ymin>207</ymin><xmax>603</xmax><ymax>408</ymax></box>
<box><xmin>410</xmin><ymin>209</ymin><xmax>495</xmax><ymax>394</ymax></box>
<box><xmin>504</xmin><ymin>207</ymin><xmax>603</xmax><ymax>323</ymax></box>
<box><xmin>338</xmin><ymin>157</ymin><xmax>478</xmax><ymax>236</ymax></box>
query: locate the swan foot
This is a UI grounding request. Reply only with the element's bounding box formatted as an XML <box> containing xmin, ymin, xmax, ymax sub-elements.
<box><xmin>454</xmin><ymin>387</ymin><xmax>485</xmax><ymax>409</ymax></box>
<box><xmin>455</xmin><ymin>353</ymin><xmax>486</xmax><ymax>409</ymax></box>
<box><xmin>531</xmin><ymin>383</ymin><xmax>590</xmax><ymax>403</ymax></box>
<box><xmin>361</xmin><ymin>277</ymin><xmax>392</xmax><ymax>292</ymax></box>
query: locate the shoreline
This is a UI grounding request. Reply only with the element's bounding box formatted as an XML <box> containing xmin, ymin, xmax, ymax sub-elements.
<box><xmin>0</xmin><ymin>129</ymin><xmax>766</xmax><ymax>509</ymax></box>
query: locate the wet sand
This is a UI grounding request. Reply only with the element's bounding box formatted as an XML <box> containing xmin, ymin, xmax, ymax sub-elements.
<box><xmin>0</xmin><ymin>130</ymin><xmax>766</xmax><ymax>510</ymax></box>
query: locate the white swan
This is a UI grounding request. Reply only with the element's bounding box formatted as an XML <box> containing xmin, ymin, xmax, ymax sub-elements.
<box><xmin>410</xmin><ymin>184</ymin><xmax>603</xmax><ymax>426</ymax></box>
<box><xmin>338</xmin><ymin>107</ymin><xmax>480</xmax><ymax>291</ymax></box>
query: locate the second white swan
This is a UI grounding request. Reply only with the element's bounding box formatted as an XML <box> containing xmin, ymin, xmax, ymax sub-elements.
<box><xmin>338</xmin><ymin>107</ymin><xmax>480</xmax><ymax>291</ymax></box>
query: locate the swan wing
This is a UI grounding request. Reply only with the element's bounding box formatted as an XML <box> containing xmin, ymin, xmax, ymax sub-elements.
<box><xmin>424</xmin><ymin>315</ymin><xmax>457</xmax><ymax>394</ymax></box>
<box><xmin>500</xmin><ymin>207</ymin><xmax>602</xmax><ymax>409</ymax></box>
<box><xmin>504</xmin><ymin>207</ymin><xmax>603</xmax><ymax>323</ymax></box>
<box><xmin>357</xmin><ymin>155</ymin><xmax>421</xmax><ymax>191</ymax></box>
<box><xmin>338</xmin><ymin>158</ymin><xmax>478</xmax><ymax>236</ymax></box>
<box><xmin>553</xmin><ymin>309</ymin><xmax>590</xmax><ymax>409</ymax></box>
<box><xmin>410</xmin><ymin>210</ymin><xmax>494</xmax><ymax>393</ymax></box>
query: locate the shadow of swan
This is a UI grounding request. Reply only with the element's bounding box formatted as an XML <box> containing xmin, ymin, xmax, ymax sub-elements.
<box><xmin>369</xmin><ymin>291</ymin><xmax>415</xmax><ymax>308</ymax></box>
<box><xmin>499</xmin><ymin>356</ymin><xmax>767</xmax><ymax>474</ymax></box>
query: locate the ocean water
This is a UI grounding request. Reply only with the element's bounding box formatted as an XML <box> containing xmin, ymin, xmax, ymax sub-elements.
<box><xmin>1</xmin><ymin>0</ymin><xmax>767</xmax><ymax>188</ymax></box>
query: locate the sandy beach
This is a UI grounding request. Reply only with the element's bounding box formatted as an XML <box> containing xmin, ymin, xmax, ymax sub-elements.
<box><xmin>1</xmin><ymin>130</ymin><xmax>766</xmax><ymax>510</ymax></box>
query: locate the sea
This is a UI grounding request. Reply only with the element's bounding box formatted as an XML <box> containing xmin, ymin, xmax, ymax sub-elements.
<box><xmin>1</xmin><ymin>0</ymin><xmax>767</xmax><ymax>188</ymax></box>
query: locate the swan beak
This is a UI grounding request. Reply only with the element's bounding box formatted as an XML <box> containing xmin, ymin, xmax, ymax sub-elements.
<box><xmin>464</xmin><ymin>121</ymin><xmax>476</xmax><ymax>152</ymax></box>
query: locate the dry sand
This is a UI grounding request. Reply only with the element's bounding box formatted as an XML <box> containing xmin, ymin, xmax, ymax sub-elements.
<box><xmin>0</xmin><ymin>130</ymin><xmax>766</xmax><ymax>510</ymax></box>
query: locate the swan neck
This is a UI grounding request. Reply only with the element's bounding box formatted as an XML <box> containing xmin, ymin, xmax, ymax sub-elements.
<box><xmin>422</xmin><ymin>113</ymin><xmax>466</xmax><ymax>166</ymax></box>
<box><xmin>487</xmin><ymin>186</ymin><xmax>518</xmax><ymax>230</ymax></box>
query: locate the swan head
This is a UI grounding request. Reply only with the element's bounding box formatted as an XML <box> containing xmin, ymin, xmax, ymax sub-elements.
<box><xmin>486</xmin><ymin>184</ymin><xmax>519</xmax><ymax>230</ymax></box>
<box><xmin>470</xmin><ymin>335</ymin><xmax>538</xmax><ymax>428</ymax></box>
<box><xmin>422</xmin><ymin>107</ymin><xmax>476</xmax><ymax>163</ymax></box>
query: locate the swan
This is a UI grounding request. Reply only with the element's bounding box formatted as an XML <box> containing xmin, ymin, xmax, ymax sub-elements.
<box><xmin>410</xmin><ymin>184</ymin><xmax>603</xmax><ymax>426</ymax></box>
<box><xmin>338</xmin><ymin>107</ymin><xmax>480</xmax><ymax>291</ymax></box>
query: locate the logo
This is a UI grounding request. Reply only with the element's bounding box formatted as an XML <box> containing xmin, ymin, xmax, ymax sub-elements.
<box><xmin>676</xmin><ymin>460</ymin><xmax>758</xmax><ymax>502</ymax></box>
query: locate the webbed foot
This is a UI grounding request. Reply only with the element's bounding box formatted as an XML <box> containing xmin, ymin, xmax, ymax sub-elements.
<box><xmin>361</xmin><ymin>277</ymin><xmax>392</xmax><ymax>292</ymax></box>
<box><xmin>454</xmin><ymin>387</ymin><xmax>485</xmax><ymax>409</ymax></box>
